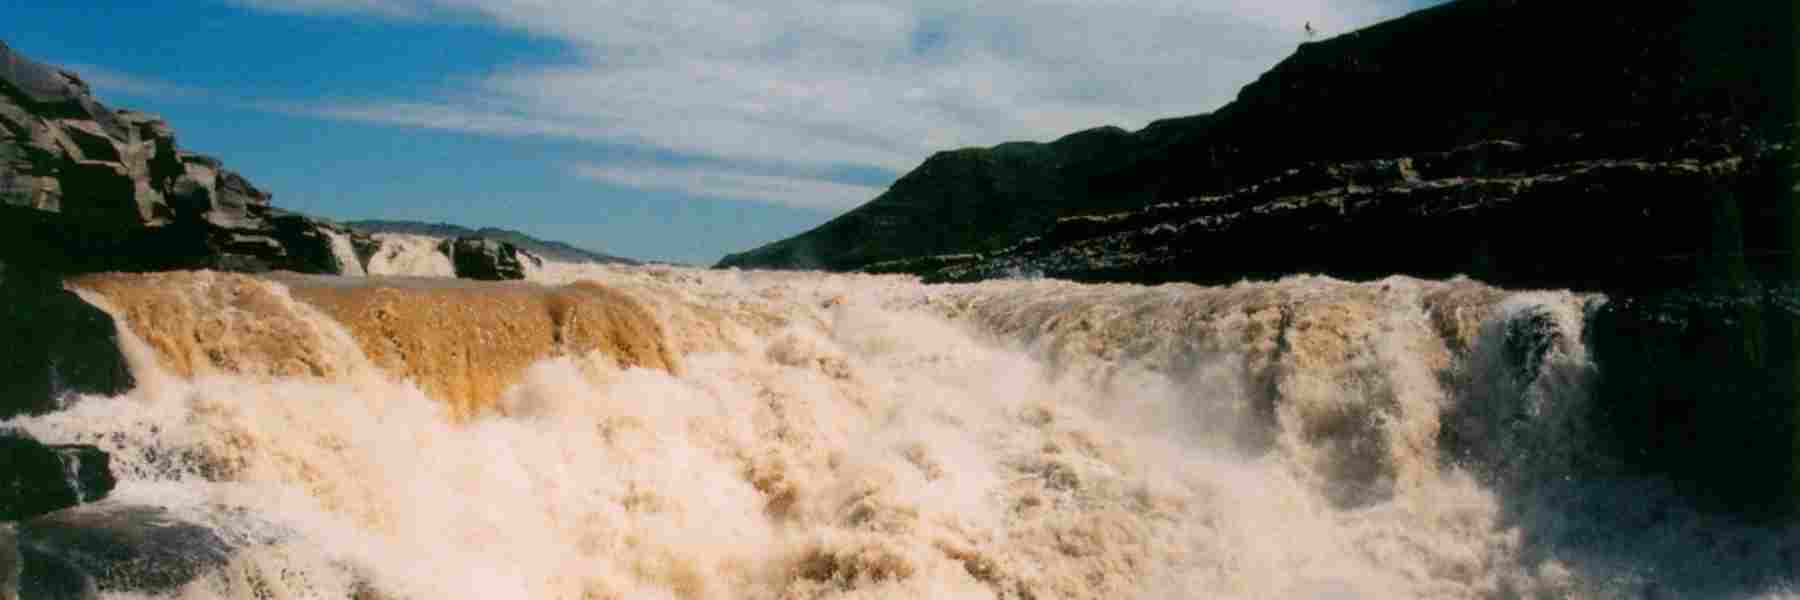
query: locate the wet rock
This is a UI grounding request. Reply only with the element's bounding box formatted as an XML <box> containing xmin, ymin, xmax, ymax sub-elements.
<box><xmin>0</xmin><ymin>525</ymin><xmax>15</xmax><ymax>600</ymax></box>
<box><xmin>440</xmin><ymin>236</ymin><xmax>538</xmax><ymax>280</ymax></box>
<box><xmin>13</xmin><ymin>541</ymin><xmax>98</xmax><ymax>600</ymax></box>
<box><xmin>1589</xmin><ymin>286</ymin><xmax>1800</xmax><ymax>518</ymax></box>
<box><xmin>1501</xmin><ymin>304</ymin><xmax>1563</xmax><ymax>386</ymax></box>
<box><xmin>0</xmin><ymin>432</ymin><xmax>115</xmax><ymax>521</ymax></box>
<box><xmin>14</xmin><ymin>504</ymin><xmax>255</xmax><ymax>597</ymax></box>
<box><xmin>0</xmin><ymin>264</ymin><xmax>133</xmax><ymax>419</ymax></box>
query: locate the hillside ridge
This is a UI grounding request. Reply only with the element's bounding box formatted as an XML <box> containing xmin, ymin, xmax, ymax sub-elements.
<box><xmin>717</xmin><ymin>0</ymin><xmax>1796</xmax><ymax>280</ymax></box>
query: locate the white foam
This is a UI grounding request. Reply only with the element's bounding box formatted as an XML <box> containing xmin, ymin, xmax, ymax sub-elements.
<box><xmin>364</xmin><ymin>233</ymin><xmax>455</xmax><ymax>278</ymax></box>
<box><xmin>5</xmin><ymin>264</ymin><xmax>1794</xmax><ymax>599</ymax></box>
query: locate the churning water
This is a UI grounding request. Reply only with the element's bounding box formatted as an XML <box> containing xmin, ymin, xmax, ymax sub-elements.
<box><xmin>7</xmin><ymin>261</ymin><xmax>1800</xmax><ymax>599</ymax></box>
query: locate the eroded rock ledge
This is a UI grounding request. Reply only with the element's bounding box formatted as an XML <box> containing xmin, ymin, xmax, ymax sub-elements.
<box><xmin>1</xmin><ymin>41</ymin><xmax>366</xmax><ymax>276</ymax></box>
<box><xmin>1</xmin><ymin>41</ymin><xmax>553</xmax><ymax>282</ymax></box>
<box><xmin>894</xmin><ymin>143</ymin><xmax>1794</xmax><ymax>292</ymax></box>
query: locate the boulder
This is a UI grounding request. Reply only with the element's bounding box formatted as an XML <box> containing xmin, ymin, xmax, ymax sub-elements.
<box><xmin>0</xmin><ymin>432</ymin><xmax>115</xmax><ymax>522</ymax></box>
<box><xmin>0</xmin><ymin>503</ymin><xmax>278</xmax><ymax>599</ymax></box>
<box><xmin>12</xmin><ymin>540</ymin><xmax>98</xmax><ymax>600</ymax></box>
<box><xmin>15</xmin><ymin>505</ymin><xmax>233</xmax><ymax>595</ymax></box>
<box><xmin>440</xmin><ymin>236</ymin><xmax>539</xmax><ymax>280</ymax></box>
<box><xmin>0</xmin><ymin>263</ymin><xmax>133</xmax><ymax>419</ymax></box>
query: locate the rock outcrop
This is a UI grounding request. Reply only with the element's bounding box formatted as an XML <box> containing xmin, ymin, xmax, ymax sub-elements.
<box><xmin>439</xmin><ymin>236</ymin><xmax>540</xmax><ymax>281</ymax></box>
<box><xmin>0</xmin><ymin>262</ymin><xmax>133</xmax><ymax>421</ymax></box>
<box><xmin>901</xmin><ymin>144</ymin><xmax>1793</xmax><ymax>292</ymax></box>
<box><xmin>0</xmin><ymin>431</ymin><xmax>114</xmax><ymax>522</ymax></box>
<box><xmin>721</xmin><ymin>0</ymin><xmax>1796</xmax><ymax>285</ymax></box>
<box><xmin>3</xmin><ymin>504</ymin><xmax>278</xmax><ymax>599</ymax></box>
<box><xmin>0</xmin><ymin>40</ymin><xmax>367</xmax><ymax>276</ymax></box>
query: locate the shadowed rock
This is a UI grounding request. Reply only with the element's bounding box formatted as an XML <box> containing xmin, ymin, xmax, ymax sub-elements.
<box><xmin>0</xmin><ymin>432</ymin><xmax>115</xmax><ymax>522</ymax></box>
<box><xmin>911</xmin><ymin>147</ymin><xmax>1793</xmax><ymax>292</ymax></box>
<box><xmin>0</xmin><ymin>263</ymin><xmax>132</xmax><ymax>420</ymax></box>
<box><xmin>440</xmin><ymin>236</ymin><xmax>540</xmax><ymax>281</ymax></box>
<box><xmin>723</xmin><ymin>0</ymin><xmax>1792</xmax><ymax>290</ymax></box>
<box><xmin>13</xmin><ymin>504</ymin><xmax>253</xmax><ymax>597</ymax></box>
<box><xmin>11</xmin><ymin>537</ymin><xmax>100</xmax><ymax>600</ymax></box>
<box><xmin>1589</xmin><ymin>286</ymin><xmax>1800</xmax><ymax>517</ymax></box>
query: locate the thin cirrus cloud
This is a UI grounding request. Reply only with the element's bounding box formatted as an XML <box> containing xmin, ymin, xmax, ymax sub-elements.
<box><xmin>224</xmin><ymin>0</ymin><xmax>1415</xmax><ymax>211</ymax></box>
<box><xmin>64</xmin><ymin>64</ymin><xmax>210</xmax><ymax>100</ymax></box>
<box><xmin>569</xmin><ymin>162</ymin><xmax>886</xmax><ymax>211</ymax></box>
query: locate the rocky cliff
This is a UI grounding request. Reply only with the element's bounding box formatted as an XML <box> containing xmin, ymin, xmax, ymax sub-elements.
<box><xmin>0</xmin><ymin>40</ymin><xmax>366</xmax><ymax>276</ymax></box>
<box><xmin>1</xmin><ymin>40</ymin><xmax>644</xmax><ymax>289</ymax></box>
<box><xmin>720</xmin><ymin>0</ymin><xmax>1797</xmax><ymax>289</ymax></box>
<box><xmin>904</xmin><ymin>142</ymin><xmax>1793</xmax><ymax>292</ymax></box>
<box><xmin>0</xmin><ymin>42</ymin><xmax>571</xmax><ymax>284</ymax></box>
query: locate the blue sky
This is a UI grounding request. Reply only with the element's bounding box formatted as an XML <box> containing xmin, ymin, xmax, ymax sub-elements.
<box><xmin>4</xmin><ymin>0</ymin><xmax>1440</xmax><ymax>265</ymax></box>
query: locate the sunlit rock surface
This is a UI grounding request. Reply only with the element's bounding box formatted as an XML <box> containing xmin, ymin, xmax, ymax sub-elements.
<box><xmin>0</xmin><ymin>40</ymin><xmax>365</xmax><ymax>276</ymax></box>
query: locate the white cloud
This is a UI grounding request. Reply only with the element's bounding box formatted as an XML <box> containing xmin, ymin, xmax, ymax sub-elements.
<box><xmin>233</xmin><ymin>0</ymin><xmax>1426</xmax><ymax>205</ymax></box>
<box><xmin>569</xmin><ymin>162</ymin><xmax>885</xmax><ymax>211</ymax></box>
<box><xmin>276</xmin><ymin>101</ymin><xmax>601</xmax><ymax>140</ymax></box>
<box><xmin>64</xmin><ymin>64</ymin><xmax>208</xmax><ymax>100</ymax></box>
<box><xmin>226</xmin><ymin>0</ymin><xmax>424</xmax><ymax>17</ymax></box>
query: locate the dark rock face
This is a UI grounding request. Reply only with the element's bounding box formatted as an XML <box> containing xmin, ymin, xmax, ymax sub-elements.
<box><xmin>0</xmin><ymin>504</ymin><xmax>275</xmax><ymax>599</ymax></box>
<box><xmin>0</xmin><ymin>264</ymin><xmax>133</xmax><ymax>420</ymax></box>
<box><xmin>910</xmin><ymin>145</ymin><xmax>1793</xmax><ymax>292</ymax></box>
<box><xmin>0</xmin><ymin>41</ymin><xmax>365</xmax><ymax>276</ymax></box>
<box><xmin>440</xmin><ymin>236</ymin><xmax>540</xmax><ymax>280</ymax></box>
<box><xmin>0</xmin><ymin>432</ymin><xmax>115</xmax><ymax>522</ymax></box>
<box><xmin>15</xmin><ymin>505</ymin><xmax>237</xmax><ymax>595</ymax></box>
<box><xmin>722</xmin><ymin>0</ymin><xmax>1795</xmax><ymax>277</ymax></box>
<box><xmin>1589</xmin><ymin>286</ymin><xmax>1800</xmax><ymax>517</ymax></box>
<box><xmin>718</xmin><ymin>127</ymin><xmax>1146</xmax><ymax>270</ymax></box>
<box><xmin>13</xmin><ymin>540</ymin><xmax>100</xmax><ymax>600</ymax></box>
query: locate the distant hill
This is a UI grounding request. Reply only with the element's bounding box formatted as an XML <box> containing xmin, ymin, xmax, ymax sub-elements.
<box><xmin>718</xmin><ymin>0</ymin><xmax>1796</xmax><ymax>276</ymax></box>
<box><xmin>346</xmin><ymin>220</ymin><xmax>640</xmax><ymax>265</ymax></box>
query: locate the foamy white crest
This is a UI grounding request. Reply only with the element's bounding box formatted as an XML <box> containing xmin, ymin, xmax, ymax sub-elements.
<box><xmin>5</xmin><ymin>263</ymin><xmax>1797</xmax><ymax>599</ymax></box>
<box><xmin>364</xmin><ymin>233</ymin><xmax>456</xmax><ymax>277</ymax></box>
<box><xmin>323</xmin><ymin>229</ymin><xmax>367</xmax><ymax>277</ymax></box>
